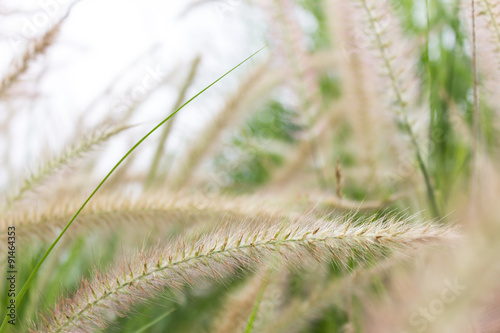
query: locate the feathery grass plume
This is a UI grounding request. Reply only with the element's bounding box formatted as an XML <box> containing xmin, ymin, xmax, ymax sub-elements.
<box><xmin>349</xmin><ymin>0</ymin><xmax>420</xmax><ymax>119</ymax></box>
<box><xmin>466</xmin><ymin>0</ymin><xmax>500</xmax><ymax>133</ymax></box>
<box><xmin>258</xmin><ymin>0</ymin><xmax>327</xmax><ymax>187</ymax></box>
<box><xmin>167</xmin><ymin>57</ymin><xmax>271</xmax><ymax>191</ymax></box>
<box><xmin>33</xmin><ymin>213</ymin><xmax>455</xmax><ymax>332</ymax></box>
<box><xmin>0</xmin><ymin>51</ymin><xmax>265</xmax><ymax>332</ymax></box>
<box><xmin>0</xmin><ymin>193</ymin><xmax>287</xmax><ymax>245</ymax></box>
<box><xmin>3</xmin><ymin>124</ymin><xmax>129</xmax><ymax>209</ymax></box>
<box><xmin>264</xmin><ymin>0</ymin><xmax>322</xmax><ymax>117</ymax></box>
<box><xmin>329</xmin><ymin>0</ymin><xmax>387</xmax><ymax>186</ymax></box>
<box><xmin>349</xmin><ymin>0</ymin><xmax>440</xmax><ymax>217</ymax></box>
<box><xmin>0</xmin><ymin>4</ymin><xmax>74</xmax><ymax>98</ymax></box>
<box><xmin>146</xmin><ymin>56</ymin><xmax>201</xmax><ymax>188</ymax></box>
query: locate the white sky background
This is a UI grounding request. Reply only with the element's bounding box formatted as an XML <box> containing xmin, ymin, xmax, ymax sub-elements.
<box><xmin>0</xmin><ymin>0</ymin><xmax>267</xmax><ymax>190</ymax></box>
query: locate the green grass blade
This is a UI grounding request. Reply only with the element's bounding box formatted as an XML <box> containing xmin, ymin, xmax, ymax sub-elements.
<box><xmin>0</xmin><ymin>45</ymin><xmax>266</xmax><ymax>333</ymax></box>
<box><xmin>133</xmin><ymin>308</ymin><xmax>175</xmax><ymax>333</ymax></box>
<box><xmin>244</xmin><ymin>276</ymin><xmax>268</xmax><ymax>333</ymax></box>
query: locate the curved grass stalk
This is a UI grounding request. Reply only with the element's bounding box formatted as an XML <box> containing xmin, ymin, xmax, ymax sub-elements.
<box><xmin>4</xmin><ymin>124</ymin><xmax>130</xmax><ymax>209</ymax></box>
<box><xmin>244</xmin><ymin>273</ymin><xmax>269</xmax><ymax>333</ymax></box>
<box><xmin>33</xmin><ymin>214</ymin><xmax>455</xmax><ymax>332</ymax></box>
<box><xmin>168</xmin><ymin>57</ymin><xmax>271</xmax><ymax>191</ymax></box>
<box><xmin>132</xmin><ymin>308</ymin><xmax>174</xmax><ymax>333</ymax></box>
<box><xmin>0</xmin><ymin>46</ymin><xmax>266</xmax><ymax>333</ymax></box>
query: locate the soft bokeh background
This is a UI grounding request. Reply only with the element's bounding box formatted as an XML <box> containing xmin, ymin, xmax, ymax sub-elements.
<box><xmin>0</xmin><ymin>0</ymin><xmax>268</xmax><ymax>189</ymax></box>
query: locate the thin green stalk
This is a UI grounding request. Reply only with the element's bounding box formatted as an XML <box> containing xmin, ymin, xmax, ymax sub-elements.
<box><xmin>0</xmin><ymin>46</ymin><xmax>265</xmax><ymax>333</ymax></box>
<box><xmin>244</xmin><ymin>276</ymin><xmax>269</xmax><ymax>333</ymax></box>
<box><xmin>133</xmin><ymin>308</ymin><xmax>174</xmax><ymax>333</ymax></box>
